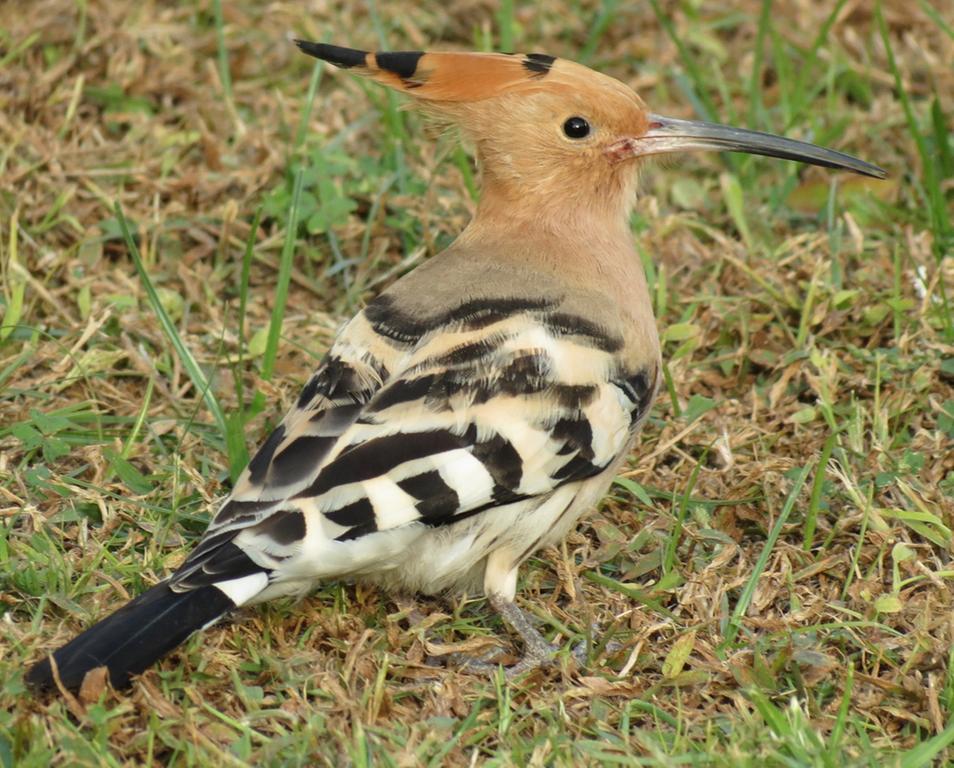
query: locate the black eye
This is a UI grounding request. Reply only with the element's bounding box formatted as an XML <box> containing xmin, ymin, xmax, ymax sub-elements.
<box><xmin>563</xmin><ymin>116</ymin><xmax>590</xmax><ymax>139</ymax></box>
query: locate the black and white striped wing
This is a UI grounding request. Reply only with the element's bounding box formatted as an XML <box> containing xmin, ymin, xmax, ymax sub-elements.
<box><xmin>168</xmin><ymin>316</ymin><xmax>393</xmax><ymax>593</ymax></box>
<box><xmin>171</xmin><ymin>297</ymin><xmax>657</xmax><ymax>598</ymax></box>
<box><xmin>303</xmin><ymin>333</ymin><xmax>654</xmax><ymax>540</ymax></box>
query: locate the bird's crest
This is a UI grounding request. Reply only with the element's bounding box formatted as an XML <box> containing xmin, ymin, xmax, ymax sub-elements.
<box><xmin>295</xmin><ymin>41</ymin><xmax>584</xmax><ymax>102</ymax></box>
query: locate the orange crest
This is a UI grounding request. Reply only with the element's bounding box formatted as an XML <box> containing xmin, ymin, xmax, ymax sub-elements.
<box><xmin>296</xmin><ymin>42</ymin><xmax>565</xmax><ymax>102</ymax></box>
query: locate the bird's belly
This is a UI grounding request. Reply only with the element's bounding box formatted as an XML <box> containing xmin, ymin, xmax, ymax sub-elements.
<box><xmin>367</xmin><ymin>488</ymin><xmax>579</xmax><ymax>596</ymax></box>
<box><xmin>259</xmin><ymin>428</ymin><xmax>642</xmax><ymax>605</ymax></box>
<box><xmin>357</xmin><ymin>464</ymin><xmax>622</xmax><ymax>597</ymax></box>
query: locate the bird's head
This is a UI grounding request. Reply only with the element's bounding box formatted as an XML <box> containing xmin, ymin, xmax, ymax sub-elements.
<box><xmin>297</xmin><ymin>42</ymin><xmax>885</xmax><ymax>231</ymax></box>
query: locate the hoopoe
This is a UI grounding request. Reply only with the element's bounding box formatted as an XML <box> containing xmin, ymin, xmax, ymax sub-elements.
<box><xmin>27</xmin><ymin>42</ymin><xmax>884</xmax><ymax>691</ymax></box>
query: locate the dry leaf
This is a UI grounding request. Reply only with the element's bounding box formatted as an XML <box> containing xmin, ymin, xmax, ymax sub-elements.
<box><xmin>78</xmin><ymin>666</ymin><xmax>109</xmax><ymax>704</ymax></box>
<box><xmin>423</xmin><ymin>635</ymin><xmax>501</xmax><ymax>657</ymax></box>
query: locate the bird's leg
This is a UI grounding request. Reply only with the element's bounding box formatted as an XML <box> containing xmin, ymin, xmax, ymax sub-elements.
<box><xmin>449</xmin><ymin>554</ymin><xmax>614</xmax><ymax>676</ymax></box>
<box><xmin>443</xmin><ymin>592</ymin><xmax>558</xmax><ymax>676</ymax></box>
<box><xmin>448</xmin><ymin>552</ymin><xmax>559</xmax><ymax>677</ymax></box>
<box><xmin>488</xmin><ymin>594</ymin><xmax>628</xmax><ymax>674</ymax></box>
<box><xmin>440</xmin><ymin>559</ymin><xmax>624</xmax><ymax>676</ymax></box>
<box><xmin>486</xmin><ymin>591</ymin><xmax>559</xmax><ymax>677</ymax></box>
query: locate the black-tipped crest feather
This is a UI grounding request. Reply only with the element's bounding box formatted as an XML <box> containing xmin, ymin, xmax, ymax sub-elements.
<box><xmin>295</xmin><ymin>40</ymin><xmax>368</xmax><ymax>69</ymax></box>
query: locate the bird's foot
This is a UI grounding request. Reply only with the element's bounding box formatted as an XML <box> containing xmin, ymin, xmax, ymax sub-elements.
<box><xmin>425</xmin><ymin>594</ymin><xmax>623</xmax><ymax>677</ymax></box>
<box><xmin>452</xmin><ymin>640</ymin><xmax>557</xmax><ymax>678</ymax></box>
<box><xmin>485</xmin><ymin>593</ymin><xmax>560</xmax><ymax>677</ymax></box>
<box><xmin>445</xmin><ymin>594</ymin><xmax>580</xmax><ymax>678</ymax></box>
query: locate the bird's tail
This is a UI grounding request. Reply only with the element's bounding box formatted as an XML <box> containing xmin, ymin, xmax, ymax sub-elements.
<box><xmin>26</xmin><ymin>581</ymin><xmax>235</xmax><ymax>691</ymax></box>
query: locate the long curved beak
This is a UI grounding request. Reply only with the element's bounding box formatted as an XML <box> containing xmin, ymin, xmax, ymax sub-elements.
<box><xmin>633</xmin><ymin>114</ymin><xmax>886</xmax><ymax>178</ymax></box>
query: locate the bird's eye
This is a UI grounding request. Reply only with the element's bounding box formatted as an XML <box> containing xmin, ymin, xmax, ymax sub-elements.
<box><xmin>563</xmin><ymin>116</ymin><xmax>591</xmax><ymax>139</ymax></box>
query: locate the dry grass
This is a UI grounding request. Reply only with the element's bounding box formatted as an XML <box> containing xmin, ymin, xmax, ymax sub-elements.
<box><xmin>1</xmin><ymin>0</ymin><xmax>952</xmax><ymax>765</ymax></box>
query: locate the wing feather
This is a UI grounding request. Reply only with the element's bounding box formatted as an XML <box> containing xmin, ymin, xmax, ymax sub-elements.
<box><xmin>170</xmin><ymin>295</ymin><xmax>658</xmax><ymax>593</ymax></box>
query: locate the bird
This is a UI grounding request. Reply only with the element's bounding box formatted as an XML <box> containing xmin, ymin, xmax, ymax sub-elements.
<box><xmin>26</xmin><ymin>41</ymin><xmax>885</xmax><ymax>692</ymax></box>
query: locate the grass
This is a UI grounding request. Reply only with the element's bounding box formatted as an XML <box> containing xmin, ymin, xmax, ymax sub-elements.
<box><xmin>1</xmin><ymin>0</ymin><xmax>952</xmax><ymax>765</ymax></box>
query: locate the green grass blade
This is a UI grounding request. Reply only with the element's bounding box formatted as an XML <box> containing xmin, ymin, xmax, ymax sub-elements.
<box><xmin>917</xmin><ymin>0</ymin><xmax>954</xmax><ymax>40</ymax></box>
<box><xmin>120</xmin><ymin>376</ymin><xmax>154</xmax><ymax>460</ymax></box>
<box><xmin>579</xmin><ymin>0</ymin><xmax>620</xmax><ymax>63</ymax></box>
<box><xmin>261</xmin><ymin>167</ymin><xmax>305</xmax><ymax>382</ymax></box>
<box><xmin>723</xmin><ymin>465</ymin><xmax>811</xmax><ymax>647</ymax></box>
<box><xmin>116</xmin><ymin>202</ymin><xmax>228</xmax><ymax>440</ymax></box>
<box><xmin>827</xmin><ymin>662</ymin><xmax>853</xmax><ymax>758</ymax></box>
<box><xmin>788</xmin><ymin>0</ymin><xmax>847</xmax><ymax>128</ymax></box>
<box><xmin>218</xmin><ymin>207</ymin><xmax>263</xmax><ymax>481</ymax></box>
<box><xmin>647</xmin><ymin>0</ymin><xmax>717</xmax><ymax>120</ymax></box>
<box><xmin>804</xmin><ymin>432</ymin><xmax>836</xmax><ymax>550</ymax></box>
<box><xmin>0</xmin><ymin>207</ymin><xmax>25</xmax><ymax>344</ymax></box>
<box><xmin>898</xmin><ymin>718</ymin><xmax>954</xmax><ymax>768</ymax></box>
<box><xmin>746</xmin><ymin>0</ymin><xmax>772</xmax><ymax>128</ymax></box>
<box><xmin>235</xmin><ymin>206</ymin><xmax>262</xmax><ymax>411</ymax></box>
<box><xmin>932</xmin><ymin>97</ymin><xmax>953</xmax><ymax>177</ymax></box>
<box><xmin>877</xmin><ymin>3</ymin><xmax>952</xmax><ymax>344</ymax></box>
<box><xmin>496</xmin><ymin>0</ymin><xmax>514</xmax><ymax>52</ymax></box>
<box><xmin>663</xmin><ymin>450</ymin><xmax>707</xmax><ymax>574</ymax></box>
<box><xmin>294</xmin><ymin>61</ymin><xmax>325</xmax><ymax>153</ymax></box>
<box><xmin>212</xmin><ymin>0</ymin><xmax>231</xmax><ymax>100</ymax></box>
<box><xmin>583</xmin><ymin>571</ymin><xmax>675</xmax><ymax>619</ymax></box>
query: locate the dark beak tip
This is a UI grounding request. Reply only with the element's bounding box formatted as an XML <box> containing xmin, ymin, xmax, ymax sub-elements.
<box><xmin>854</xmin><ymin>164</ymin><xmax>888</xmax><ymax>180</ymax></box>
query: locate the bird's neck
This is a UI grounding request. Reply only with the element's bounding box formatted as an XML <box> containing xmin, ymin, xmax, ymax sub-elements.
<box><xmin>459</xmin><ymin>183</ymin><xmax>649</xmax><ymax>311</ymax></box>
<box><xmin>468</xmin><ymin>177</ymin><xmax>635</xmax><ymax>246</ymax></box>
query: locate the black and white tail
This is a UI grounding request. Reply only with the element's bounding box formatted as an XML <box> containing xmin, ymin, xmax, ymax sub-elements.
<box><xmin>26</xmin><ymin>582</ymin><xmax>234</xmax><ymax>691</ymax></box>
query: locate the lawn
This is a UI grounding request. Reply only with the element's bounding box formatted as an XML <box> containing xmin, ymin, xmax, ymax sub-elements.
<box><xmin>1</xmin><ymin>1</ymin><xmax>952</xmax><ymax>765</ymax></box>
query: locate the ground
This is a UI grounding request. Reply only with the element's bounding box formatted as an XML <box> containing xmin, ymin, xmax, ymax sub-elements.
<box><xmin>1</xmin><ymin>1</ymin><xmax>952</xmax><ymax>765</ymax></box>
